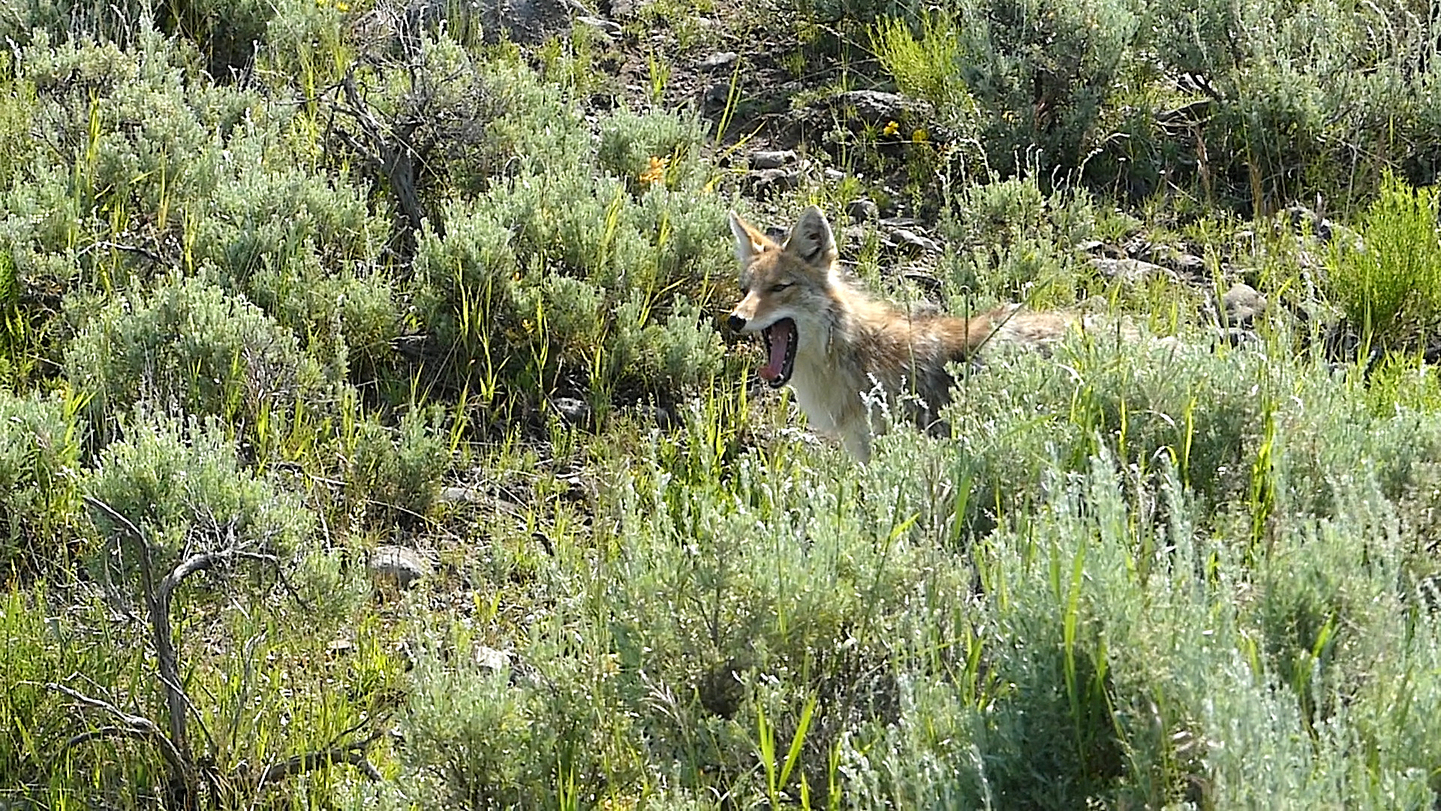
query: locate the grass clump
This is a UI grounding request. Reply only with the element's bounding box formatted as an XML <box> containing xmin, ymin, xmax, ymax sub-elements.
<box><xmin>1327</xmin><ymin>173</ymin><xmax>1441</xmax><ymax>356</ymax></box>
<box><xmin>870</xmin><ymin>10</ymin><xmax>968</xmax><ymax>114</ymax></box>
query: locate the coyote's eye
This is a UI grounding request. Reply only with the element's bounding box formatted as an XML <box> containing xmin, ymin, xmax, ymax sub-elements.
<box><xmin>769</xmin><ymin>282</ymin><xmax>793</xmax><ymax>293</ymax></box>
<box><xmin>739</xmin><ymin>285</ymin><xmax>750</xmax><ymax>295</ymax></box>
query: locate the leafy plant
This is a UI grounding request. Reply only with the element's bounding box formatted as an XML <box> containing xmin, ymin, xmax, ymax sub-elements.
<box><xmin>1327</xmin><ymin>173</ymin><xmax>1441</xmax><ymax>355</ymax></box>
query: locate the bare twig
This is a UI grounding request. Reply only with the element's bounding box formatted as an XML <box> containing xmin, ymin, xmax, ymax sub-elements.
<box><xmin>49</xmin><ymin>683</ymin><xmax>189</xmax><ymax>778</ymax></box>
<box><xmin>75</xmin><ymin>239</ymin><xmax>166</xmax><ymax>265</ymax></box>
<box><xmin>81</xmin><ymin>495</ymin><xmax>195</xmax><ymax>777</ymax></box>
<box><xmin>80</xmin><ymin>495</ymin><xmax>366</xmax><ymax>802</ymax></box>
<box><xmin>254</xmin><ymin>732</ymin><xmax>385</xmax><ymax>790</ymax></box>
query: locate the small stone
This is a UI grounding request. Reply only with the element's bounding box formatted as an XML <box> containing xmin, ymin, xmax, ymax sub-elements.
<box><xmin>846</xmin><ymin>198</ymin><xmax>879</xmax><ymax>222</ymax></box>
<box><xmin>473</xmin><ymin>645</ymin><xmax>512</xmax><ymax>672</ymax></box>
<box><xmin>700</xmin><ymin>51</ymin><xmax>739</xmax><ymax>69</ymax></box>
<box><xmin>368</xmin><ymin>545</ymin><xmax>432</xmax><ymax>591</ymax></box>
<box><xmin>879</xmin><ymin>216</ymin><xmax>920</xmax><ymax>228</ymax></box>
<box><xmin>747</xmin><ymin>168</ymin><xmax>800</xmax><ymax>198</ymax></box>
<box><xmin>1171</xmin><ymin>252</ymin><xmax>1206</xmax><ymax>277</ymax></box>
<box><xmin>1221</xmin><ymin>283</ymin><xmax>1266</xmax><ymax>326</ymax></box>
<box><xmin>887</xmin><ymin>227</ymin><xmax>943</xmax><ymax>255</ymax></box>
<box><xmin>439</xmin><ymin>485</ymin><xmax>483</xmax><ymax>504</ymax></box>
<box><xmin>637</xmin><ymin>404</ymin><xmax>674</xmax><ymax>431</ymax></box>
<box><xmin>704</xmin><ymin>83</ymin><xmax>731</xmax><ymax>109</ymax></box>
<box><xmin>749</xmin><ymin>149</ymin><xmax>797</xmax><ymax>170</ymax></box>
<box><xmin>575</xmin><ymin>15</ymin><xmax>621</xmax><ymax>39</ymax></box>
<box><xmin>552</xmin><ymin>396</ymin><xmax>591</xmax><ymax>425</ymax></box>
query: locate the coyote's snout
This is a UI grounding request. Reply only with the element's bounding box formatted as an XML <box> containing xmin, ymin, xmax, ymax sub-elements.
<box><xmin>728</xmin><ymin>205</ymin><xmax>1073</xmax><ymax>462</ymax></box>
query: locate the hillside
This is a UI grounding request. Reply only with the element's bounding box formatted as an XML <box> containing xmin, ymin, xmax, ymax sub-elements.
<box><xmin>3</xmin><ymin>0</ymin><xmax>1441</xmax><ymax>808</ymax></box>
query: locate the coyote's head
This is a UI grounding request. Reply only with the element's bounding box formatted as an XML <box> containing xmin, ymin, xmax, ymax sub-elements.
<box><xmin>726</xmin><ymin>206</ymin><xmax>839</xmax><ymax>388</ymax></box>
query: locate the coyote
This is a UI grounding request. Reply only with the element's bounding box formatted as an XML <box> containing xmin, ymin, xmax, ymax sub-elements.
<box><xmin>727</xmin><ymin>205</ymin><xmax>1073</xmax><ymax>462</ymax></box>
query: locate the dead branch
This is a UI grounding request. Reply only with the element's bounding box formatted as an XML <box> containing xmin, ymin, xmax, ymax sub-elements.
<box><xmin>78</xmin><ymin>497</ymin><xmax>384</xmax><ymax>802</ymax></box>
<box><xmin>81</xmin><ymin>495</ymin><xmax>197</xmax><ymax>786</ymax></box>
<box><xmin>336</xmin><ymin>66</ymin><xmax>437</xmax><ymax>245</ymax></box>
<box><xmin>254</xmin><ymin>732</ymin><xmax>385</xmax><ymax>790</ymax></box>
<box><xmin>49</xmin><ymin>682</ymin><xmax>189</xmax><ymax>779</ymax></box>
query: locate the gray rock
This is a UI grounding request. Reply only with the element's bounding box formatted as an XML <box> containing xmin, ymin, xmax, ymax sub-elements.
<box><xmin>1170</xmin><ymin>252</ymin><xmax>1206</xmax><ymax>277</ymax></box>
<box><xmin>468</xmin><ymin>0</ymin><xmax>577</xmax><ymax>45</ymax></box>
<box><xmin>473</xmin><ymin>645</ymin><xmax>512</xmax><ymax>672</ymax></box>
<box><xmin>846</xmin><ymin>198</ymin><xmax>880</xmax><ymax>222</ymax></box>
<box><xmin>879</xmin><ymin>216</ymin><xmax>920</xmax><ymax>229</ymax></box>
<box><xmin>887</xmin><ymin>227</ymin><xmax>943</xmax><ymax>255</ymax></box>
<box><xmin>439</xmin><ymin>485</ymin><xmax>484</xmax><ymax>504</ymax></box>
<box><xmin>827</xmin><ymin>89</ymin><xmax>933</xmax><ymax>125</ymax></box>
<box><xmin>1221</xmin><ymin>283</ymin><xmax>1266</xmax><ymax>326</ymax></box>
<box><xmin>749</xmin><ymin>149</ymin><xmax>798</xmax><ymax>170</ymax></box>
<box><xmin>552</xmin><ymin>396</ymin><xmax>591</xmax><ymax>425</ymax></box>
<box><xmin>700</xmin><ymin>51</ymin><xmax>739</xmax><ymax>69</ymax></box>
<box><xmin>747</xmin><ymin>167</ymin><xmax>800</xmax><ymax>198</ymax></box>
<box><xmin>704</xmin><ymin>82</ymin><xmax>731</xmax><ymax>110</ymax></box>
<box><xmin>575</xmin><ymin>15</ymin><xmax>621</xmax><ymax>39</ymax></box>
<box><xmin>368</xmin><ymin>545</ymin><xmax>433</xmax><ymax>590</ymax></box>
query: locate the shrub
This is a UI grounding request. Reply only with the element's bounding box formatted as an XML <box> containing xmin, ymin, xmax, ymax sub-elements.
<box><xmin>407</xmin><ymin>63</ymin><xmax>731</xmax><ymax>408</ymax></box>
<box><xmin>154</xmin><ymin>0</ymin><xmax>277</xmax><ymax>79</ymax></box>
<box><xmin>347</xmin><ymin>408</ymin><xmax>449</xmax><ymax>526</ymax></box>
<box><xmin>0</xmin><ymin>390</ymin><xmax>82</xmax><ymax>573</ymax></box>
<box><xmin>1326</xmin><ymin>174</ymin><xmax>1441</xmax><ymax>355</ymax></box>
<box><xmin>64</xmin><ymin>270</ymin><xmax>328</xmax><ymax>436</ymax></box>
<box><xmin>86</xmin><ymin>412</ymin><xmax>313</xmax><ymax>578</ymax></box>
<box><xmin>938</xmin><ymin>176</ymin><xmax>1102</xmax><ymax>306</ymax></box>
<box><xmin>938</xmin><ymin>0</ymin><xmax>1142</xmax><ymax>180</ymax></box>
<box><xmin>871</xmin><ymin>10</ymin><xmax>969</xmax><ymax>114</ymax></box>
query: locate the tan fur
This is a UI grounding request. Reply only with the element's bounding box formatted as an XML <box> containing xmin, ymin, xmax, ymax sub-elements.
<box><xmin>728</xmin><ymin>205</ymin><xmax>1074</xmax><ymax>462</ymax></box>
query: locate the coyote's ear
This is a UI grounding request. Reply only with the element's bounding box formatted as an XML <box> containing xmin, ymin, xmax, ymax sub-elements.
<box><xmin>783</xmin><ymin>205</ymin><xmax>838</xmax><ymax>268</ymax></box>
<box><xmin>729</xmin><ymin>211</ymin><xmax>770</xmax><ymax>266</ymax></box>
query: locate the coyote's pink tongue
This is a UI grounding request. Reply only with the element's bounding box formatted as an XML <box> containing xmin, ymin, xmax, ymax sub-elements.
<box><xmin>759</xmin><ymin>320</ymin><xmax>795</xmax><ymax>381</ymax></box>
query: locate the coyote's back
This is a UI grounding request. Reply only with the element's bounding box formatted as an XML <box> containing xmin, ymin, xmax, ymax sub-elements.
<box><xmin>727</xmin><ymin>205</ymin><xmax>1073</xmax><ymax>461</ymax></box>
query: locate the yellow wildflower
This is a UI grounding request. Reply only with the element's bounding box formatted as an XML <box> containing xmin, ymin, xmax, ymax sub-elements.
<box><xmin>639</xmin><ymin>155</ymin><xmax>669</xmax><ymax>185</ymax></box>
<box><xmin>881</xmin><ymin>120</ymin><xmax>900</xmax><ymax>137</ymax></box>
<box><xmin>912</xmin><ymin>128</ymin><xmax>929</xmax><ymax>143</ymax></box>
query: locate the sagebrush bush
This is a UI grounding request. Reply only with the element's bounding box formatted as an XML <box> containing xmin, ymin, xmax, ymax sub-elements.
<box><xmin>938</xmin><ymin>176</ymin><xmax>1102</xmax><ymax>305</ymax></box>
<box><xmin>86</xmin><ymin>412</ymin><xmax>313</xmax><ymax>578</ymax></box>
<box><xmin>65</xmin><ymin>270</ymin><xmax>328</xmax><ymax>436</ymax></box>
<box><xmin>853</xmin><ymin>319</ymin><xmax>1441</xmax><ymax>551</ymax></box>
<box><xmin>596</xmin><ymin>106</ymin><xmax>712</xmax><ymax>194</ymax></box>
<box><xmin>154</xmin><ymin>0</ymin><xmax>277</xmax><ymax>78</ymax></box>
<box><xmin>407</xmin><ymin>58</ymin><xmax>731</xmax><ymax>406</ymax></box>
<box><xmin>242</xmin><ymin>250</ymin><xmax>400</xmax><ymax>383</ymax></box>
<box><xmin>950</xmin><ymin>0</ymin><xmax>1141</xmax><ymax>179</ymax></box>
<box><xmin>0</xmin><ymin>390</ymin><xmax>82</xmax><ymax>572</ymax></box>
<box><xmin>864</xmin><ymin>0</ymin><xmax>1441</xmax><ymax>208</ymax></box>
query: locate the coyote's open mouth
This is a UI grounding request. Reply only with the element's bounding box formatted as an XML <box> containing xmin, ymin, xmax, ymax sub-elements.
<box><xmin>759</xmin><ymin>318</ymin><xmax>798</xmax><ymax>387</ymax></box>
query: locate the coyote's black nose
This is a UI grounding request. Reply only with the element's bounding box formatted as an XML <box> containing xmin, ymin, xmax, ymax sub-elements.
<box><xmin>727</xmin><ymin>314</ymin><xmax>745</xmax><ymax>332</ymax></box>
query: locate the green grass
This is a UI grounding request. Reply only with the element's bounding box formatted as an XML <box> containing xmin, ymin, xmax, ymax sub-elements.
<box><xmin>1327</xmin><ymin>172</ymin><xmax>1441</xmax><ymax>355</ymax></box>
<box><xmin>2</xmin><ymin>2</ymin><xmax>1441</xmax><ymax>810</ymax></box>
